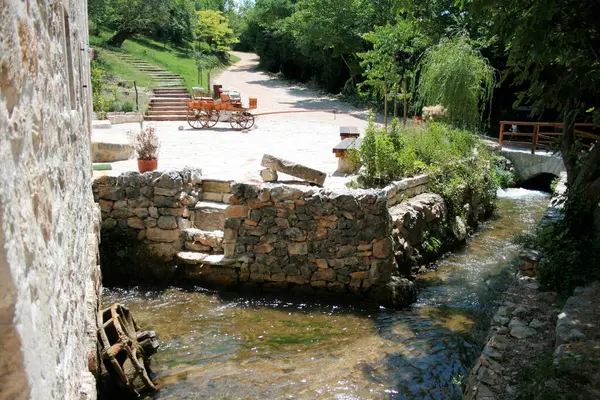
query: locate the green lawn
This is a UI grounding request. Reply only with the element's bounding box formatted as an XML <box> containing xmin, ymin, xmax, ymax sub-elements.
<box><xmin>90</xmin><ymin>31</ymin><xmax>238</xmax><ymax>91</ymax></box>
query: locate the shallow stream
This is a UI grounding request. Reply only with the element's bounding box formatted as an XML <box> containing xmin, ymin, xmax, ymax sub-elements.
<box><xmin>103</xmin><ymin>188</ymin><xmax>549</xmax><ymax>399</ymax></box>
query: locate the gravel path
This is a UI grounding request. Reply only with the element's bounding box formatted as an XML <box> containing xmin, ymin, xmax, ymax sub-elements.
<box><xmin>93</xmin><ymin>52</ymin><xmax>372</xmax><ymax>187</ymax></box>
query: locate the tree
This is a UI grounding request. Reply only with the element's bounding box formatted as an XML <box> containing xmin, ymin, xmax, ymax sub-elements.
<box><xmin>416</xmin><ymin>35</ymin><xmax>496</xmax><ymax>130</ymax></box>
<box><xmin>195</xmin><ymin>10</ymin><xmax>238</xmax><ymax>56</ymax></box>
<box><xmin>286</xmin><ymin>0</ymin><xmax>366</xmax><ymax>92</ymax></box>
<box><xmin>100</xmin><ymin>0</ymin><xmax>196</xmax><ymax>47</ymax></box>
<box><xmin>479</xmin><ymin>0</ymin><xmax>600</xmax><ymax>237</ymax></box>
<box><xmin>359</xmin><ymin>21</ymin><xmax>424</xmax><ymax>125</ymax></box>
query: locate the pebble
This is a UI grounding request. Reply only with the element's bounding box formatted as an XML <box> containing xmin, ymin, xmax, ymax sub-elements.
<box><xmin>512</xmin><ymin>306</ymin><xmax>529</xmax><ymax>318</ymax></box>
<box><xmin>493</xmin><ymin>315</ymin><xmax>510</xmax><ymax>326</ymax></box>
<box><xmin>567</xmin><ymin>329</ymin><xmax>586</xmax><ymax>342</ymax></box>
<box><xmin>510</xmin><ymin>325</ymin><xmax>537</xmax><ymax>339</ymax></box>
<box><xmin>529</xmin><ymin>318</ymin><xmax>546</xmax><ymax>329</ymax></box>
<box><xmin>497</xmin><ymin>306</ymin><xmax>508</xmax><ymax>317</ymax></box>
<box><xmin>178</xmin><ymin>125</ymin><xmax>184</xmax><ymax>131</ymax></box>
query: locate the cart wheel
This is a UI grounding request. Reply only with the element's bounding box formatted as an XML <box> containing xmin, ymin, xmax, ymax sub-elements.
<box><xmin>187</xmin><ymin>109</ymin><xmax>207</xmax><ymax>129</ymax></box>
<box><xmin>241</xmin><ymin>112</ymin><xmax>255</xmax><ymax>129</ymax></box>
<box><xmin>206</xmin><ymin>110</ymin><xmax>220</xmax><ymax>128</ymax></box>
<box><xmin>229</xmin><ymin>113</ymin><xmax>244</xmax><ymax>130</ymax></box>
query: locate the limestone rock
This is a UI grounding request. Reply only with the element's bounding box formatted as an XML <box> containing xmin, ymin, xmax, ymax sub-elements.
<box><xmin>157</xmin><ymin>216</ymin><xmax>178</xmax><ymax>230</ymax></box>
<box><xmin>146</xmin><ymin>228</ymin><xmax>180</xmax><ymax>243</ymax></box>
<box><xmin>510</xmin><ymin>324</ymin><xmax>536</xmax><ymax>339</ymax></box>
<box><xmin>260</xmin><ymin>168</ymin><xmax>278</xmax><ymax>182</ymax></box>
<box><xmin>261</xmin><ymin>154</ymin><xmax>326</xmax><ymax>186</ymax></box>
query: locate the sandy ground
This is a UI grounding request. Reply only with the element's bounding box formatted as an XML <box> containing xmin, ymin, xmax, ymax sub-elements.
<box><xmin>93</xmin><ymin>52</ymin><xmax>373</xmax><ymax>187</ymax></box>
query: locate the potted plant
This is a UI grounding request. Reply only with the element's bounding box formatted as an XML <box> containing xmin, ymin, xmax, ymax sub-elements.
<box><xmin>128</xmin><ymin>124</ymin><xmax>160</xmax><ymax>173</ymax></box>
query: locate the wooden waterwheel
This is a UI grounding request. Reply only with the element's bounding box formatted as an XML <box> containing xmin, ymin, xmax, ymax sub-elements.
<box><xmin>98</xmin><ymin>304</ymin><xmax>157</xmax><ymax>395</ymax></box>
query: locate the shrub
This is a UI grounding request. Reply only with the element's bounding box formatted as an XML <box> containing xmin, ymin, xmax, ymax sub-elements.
<box><xmin>108</xmin><ymin>100</ymin><xmax>122</xmax><ymax>112</ymax></box>
<box><xmin>122</xmin><ymin>100</ymin><xmax>135</xmax><ymax>113</ymax></box>
<box><xmin>355</xmin><ymin>117</ymin><xmax>499</xmax><ymax>218</ymax></box>
<box><xmin>128</xmin><ymin>125</ymin><xmax>160</xmax><ymax>160</ymax></box>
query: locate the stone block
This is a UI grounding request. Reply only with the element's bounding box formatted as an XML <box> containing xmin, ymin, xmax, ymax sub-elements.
<box><xmin>288</xmin><ymin>242</ymin><xmax>308</xmax><ymax>256</ymax></box>
<box><xmin>261</xmin><ymin>154</ymin><xmax>327</xmax><ymax>186</ymax></box>
<box><xmin>312</xmin><ymin>268</ymin><xmax>336</xmax><ymax>282</ymax></box>
<box><xmin>260</xmin><ymin>168</ymin><xmax>278</xmax><ymax>182</ymax></box>
<box><xmin>157</xmin><ymin>216</ymin><xmax>178</xmax><ymax>230</ymax></box>
<box><xmin>226</xmin><ymin>205</ymin><xmax>248</xmax><ymax>219</ymax></box>
<box><xmin>127</xmin><ymin>217</ymin><xmax>145</xmax><ymax>230</ymax></box>
<box><xmin>184</xmin><ymin>242</ymin><xmax>211</xmax><ymax>252</ymax></box>
<box><xmin>255</xmin><ymin>243</ymin><xmax>275</xmax><ymax>254</ymax></box>
<box><xmin>202</xmin><ymin>180</ymin><xmax>232</xmax><ymax>193</ymax></box>
<box><xmin>372</xmin><ymin>237</ymin><xmax>392</xmax><ymax>259</ymax></box>
<box><xmin>146</xmin><ymin>228</ymin><xmax>181</xmax><ymax>243</ymax></box>
<box><xmin>203</xmin><ymin>192</ymin><xmax>224</xmax><ymax>202</ymax></box>
<box><xmin>91</xmin><ymin>141</ymin><xmax>134</xmax><ymax>162</ymax></box>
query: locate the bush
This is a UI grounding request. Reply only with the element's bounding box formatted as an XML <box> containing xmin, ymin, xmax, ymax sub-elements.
<box><xmin>355</xmin><ymin>117</ymin><xmax>499</xmax><ymax>218</ymax></box>
<box><xmin>107</xmin><ymin>100</ymin><xmax>122</xmax><ymax>112</ymax></box>
<box><xmin>122</xmin><ymin>100</ymin><xmax>135</xmax><ymax>113</ymax></box>
<box><xmin>529</xmin><ymin>208</ymin><xmax>600</xmax><ymax>294</ymax></box>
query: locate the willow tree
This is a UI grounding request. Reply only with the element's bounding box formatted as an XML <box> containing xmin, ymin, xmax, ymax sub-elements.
<box><xmin>416</xmin><ymin>35</ymin><xmax>495</xmax><ymax>130</ymax></box>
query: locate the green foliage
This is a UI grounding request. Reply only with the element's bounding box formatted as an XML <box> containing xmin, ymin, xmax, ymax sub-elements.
<box><xmin>528</xmin><ymin>211</ymin><xmax>600</xmax><ymax>295</ymax></box>
<box><xmin>122</xmin><ymin>100</ymin><xmax>135</xmax><ymax>113</ymax></box>
<box><xmin>491</xmin><ymin>156</ymin><xmax>515</xmax><ymax>189</ymax></box>
<box><xmin>422</xmin><ymin>231</ymin><xmax>442</xmax><ymax>253</ymax></box>
<box><xmin>416</xmin><ymin>35</ymin><xmax>496</xmax><ymax>130</ymax></box>
<box><xmin>195</xmin><ymin>10</ymin><xmax>238</xmax><ymax>56</ymax></box>
<box><xmin>356</xmin><ymin>118</ymin><xmax>498</xmax><ymax>218</ymax></box>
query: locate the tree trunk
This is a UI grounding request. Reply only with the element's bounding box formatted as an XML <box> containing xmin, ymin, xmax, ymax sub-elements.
<box><xmin>403</xmin><ymin>78</ymin><xmax>408</xmax><ymax>125</ymax></box>
<box><xmin>107</xmin><ymin>30</ymin><xmax>133</xmax><ymax>47</ymax></box>
<box><xmin>560</xmin><ymin>100</ymin><xmax>600</xmax><ymax>238</ymax></box>
<box><xmin>340</xmin><ymin>54</ymin><xmax>355</xmax><ymax>89</ymax></box>
<box><xmin>384</xmin><ymin>83</ymin><xmax>388</xmax><ymax>129</ymax></box>
<box><xmin>393</xmin><ymin>86</ymin><xmax>398</xmax><ymax>119</ymax></box>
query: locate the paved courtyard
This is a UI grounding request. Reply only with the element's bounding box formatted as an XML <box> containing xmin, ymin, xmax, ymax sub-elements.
<box><xmin>92</xmin><ymin>52</ymin><xmax>372</xmax><ymax>187</ymax></box>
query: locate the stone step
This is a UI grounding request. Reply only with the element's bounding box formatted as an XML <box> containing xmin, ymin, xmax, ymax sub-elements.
<box><xmin>149</xmin><ymin>102</ymin><xmax>189</xmax><ymax>108</ymax></box>
<box><xmin>151</xmin><ymin>94</ymin><xmax>191</xmax><ymax>99</ymax></box>
<box><xmin>150</xmin><ymin>74</ymin><xmax>181</xmax><ymax>78</ymax></box>
<box><xmin>148</xmin><ymin>105</ymin><xmax>189</xmax><ymax>111</ymax></box>
<box><xmin>193</xmin><ymin>201</ymin><xmax>228</xmax><ymax>231</ymax></box>
<box><xmin>144</xmin><ymin>115</ymin><xmax>189</xmax><ymax>121</ymax></box>
<box><xmin>147</xmin><ymin>110</ymin><xmax>189</xmax><ymax>116</ymax></box>
<box><xmin>176</xmin><ymin>251</ymin><xmax>235</xmax><ymax>266</ymax></box>
<box><xmin>181</xmin><ymin>228</ymin><xmax>224</xmax><ymax>251</ymax></box>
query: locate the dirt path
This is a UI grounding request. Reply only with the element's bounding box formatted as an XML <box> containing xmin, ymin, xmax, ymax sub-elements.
<box><xmin>93</xmin><ymin>52</ymin><xmax>372</xmax><ymax>186</ymax></box>
<box><xmin>215</xmin><ymin>52</ymin><xmax>367</xmax><ymax>118</ymax></box>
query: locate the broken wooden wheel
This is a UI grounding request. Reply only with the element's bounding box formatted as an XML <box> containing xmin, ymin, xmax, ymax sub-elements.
<box><xmin>98</xmin><ymin>303</ymin><xmax>157</xmax><ymax>396</ymax></box>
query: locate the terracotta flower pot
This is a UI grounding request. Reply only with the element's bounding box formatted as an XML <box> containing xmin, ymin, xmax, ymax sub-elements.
<box><xmin>137</xmin><ymin>158</ymin><xmax>158</xmax><ymax>173</ymax></box>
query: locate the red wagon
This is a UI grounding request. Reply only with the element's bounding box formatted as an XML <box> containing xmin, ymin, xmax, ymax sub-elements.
<box><xmin>186</xmin><ymin>92</ymin><xmax>257</xmax><ymax>130</ymax></box>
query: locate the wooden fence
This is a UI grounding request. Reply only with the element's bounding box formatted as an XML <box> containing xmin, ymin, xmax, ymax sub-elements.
<box><xmin>498</xmin><ymin>121</ymin><xmax>600</xmax><ymax>154</ymax></box>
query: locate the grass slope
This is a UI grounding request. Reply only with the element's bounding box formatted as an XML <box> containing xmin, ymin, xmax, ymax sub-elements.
<box><xmin>90</xmin><ymin>31</ymin><xmax>238</xmax><ymax>91</ymax></box>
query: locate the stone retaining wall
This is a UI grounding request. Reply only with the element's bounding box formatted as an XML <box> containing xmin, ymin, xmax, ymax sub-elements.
<box><xmin>222</xmin><ymin>183</ymin><xmax>414</xmax><ymax>307</ymax></box>
<box><xmin>94</xmin><ymin>169</ymin><xmax>490</xmax><ymax>308</ymax></box>
<box><xmin>94</xmin><ymin>169</ymin><xmax>203</xmax><ymax>281</ymax></box>
<box><xmin>383</xmin><ymin>174</ymin><xmax>430</xmax><ymax>207</ymax></box>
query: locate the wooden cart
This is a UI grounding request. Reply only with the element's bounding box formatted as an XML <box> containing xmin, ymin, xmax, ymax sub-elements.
<box><xmin>186</xmin><ymin>93</ymin><xmax>257</xmax><ymax>130</ymax></box>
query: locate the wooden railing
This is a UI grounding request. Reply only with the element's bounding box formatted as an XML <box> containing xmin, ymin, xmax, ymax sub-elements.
<box><xmin>499</xmin><ymin>121</ymin><xmax>600</xmax><ymax>154</ymax></box>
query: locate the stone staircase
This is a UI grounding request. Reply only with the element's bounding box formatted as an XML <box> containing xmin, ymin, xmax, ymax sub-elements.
<box><xmin>145</xmin><ymin>88</ymin><xmax>190</xmax><ymax>122</ymax></box>
<box><xmin>176</xmin><ymin>180</ymin><xmax>236</xmax><ymax>271</ymax></box>
<box><xmin>104</xmin><ymin>52</ymin><xmax>191</xmax><ymax>121</ymax></box>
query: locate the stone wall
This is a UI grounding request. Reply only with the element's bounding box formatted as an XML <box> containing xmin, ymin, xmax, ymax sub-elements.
<box><xmin>95</xmin><ymin>169</ymin><xmax>490</xmax><ymax>308</ymax></box>
<box><xmin>0</xmin><ymin>1</ymin><xmax>99</xmax><ymax>398</ymax></box>
<box><xmin>383</xmin><ymin>174</ymin><xmax>431</xmax><ymax>207</ymax></box>
<box><xmin>93</xmin><ymin>169</ymin><xmax>204</xmax><ymax>282</ymax></box>
<box><xmin>223</xmin><ymin>183</ymin><xmax>415</xmax><ymax>307</ymax></box>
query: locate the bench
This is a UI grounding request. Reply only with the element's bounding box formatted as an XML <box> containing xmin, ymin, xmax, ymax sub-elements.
<box><xmin>339</xmin><ymin>126</ymin><xmax>360</xmax><ymax>140</ymax></box>
<box><xmin>332</xmin><ymin>137</ymin><xmax>362</xmax><ymax>158</ymax></box>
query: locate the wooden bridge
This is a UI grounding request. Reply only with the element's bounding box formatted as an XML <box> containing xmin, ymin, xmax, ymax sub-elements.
<box><xmin>498</xmin><ymin>121</ymin><xmax>600</xmax><ymax>154</ymax></box>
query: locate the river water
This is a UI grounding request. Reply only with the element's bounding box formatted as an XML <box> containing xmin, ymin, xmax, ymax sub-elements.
<box><xmin>103</xmin><ymin>188</ymin><xmax>549</xmax><ymax>399</ymax></box>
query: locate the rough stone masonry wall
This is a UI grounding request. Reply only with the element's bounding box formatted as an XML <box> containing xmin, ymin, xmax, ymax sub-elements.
<box><xmin>93</xmin><ymin>169</ymin><xmax>204</xmax><ymax>282</ymax></box>
<box><xmin>224</xmin><ymin>183</ymin><xmax>416</xmax><ymax>307</ymax></box>
<box><xmin>0</xmin><ymin>1</ymin><xmax>99</xmax><ymax>399</ymax></box>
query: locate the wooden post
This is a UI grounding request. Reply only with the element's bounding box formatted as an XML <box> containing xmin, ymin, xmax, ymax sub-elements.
<box><xmin>499</xmin><ymin>123</ymin><xmax>504</xmax><ymax>146</ymax></box>
<box><xmin>383</xmin><ymin>81</ymin><xmax>388</xmax><ymax>129</ymax></box>
<box><xmin>133</xmin><ymin>81</ymin><xmax>139</xmax><ymax>111</ymax></box>
<box><xmin>207</xmin><ymin>71</ymin><xmax>211</xmax><ymax>96</ymax></box>
<box><xmin>403</xmin><ymin>78</ymin><xmax>408</xmax><ymax>125</ymax></box>
<box><xmin>532</xmin><ymin>123</ymin><xmax>539</xmax><ymax>154</ymax></box>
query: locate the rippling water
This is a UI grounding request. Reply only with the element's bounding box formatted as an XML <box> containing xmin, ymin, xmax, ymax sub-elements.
<box><xmin>103</xmin><ymin>189</ymin><xmax>550</xmax><ymax>399</ymax></box>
